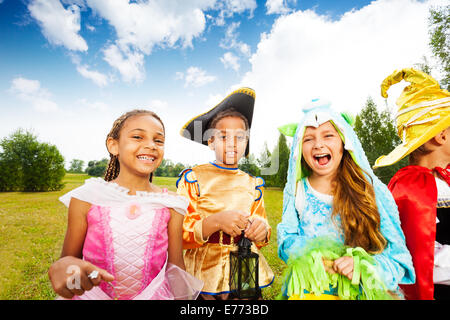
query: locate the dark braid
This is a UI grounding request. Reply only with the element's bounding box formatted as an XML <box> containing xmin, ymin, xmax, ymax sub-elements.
<box><xmin>104</xmin><ymin>109</ymin><xmax>165</xmax><ymax>182</ymax></box>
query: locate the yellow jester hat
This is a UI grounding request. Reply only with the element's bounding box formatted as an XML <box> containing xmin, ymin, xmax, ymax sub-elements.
<box><xmin>373</xmin><ymin>68</ymin><xmax>450</xmax><ymax>168</ymax></box>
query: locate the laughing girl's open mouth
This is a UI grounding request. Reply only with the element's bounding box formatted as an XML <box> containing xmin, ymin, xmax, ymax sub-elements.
<box><xmin>314</xmin><ymin>153</ymin><xmax>331</xmax><ymax>166</ymax></box>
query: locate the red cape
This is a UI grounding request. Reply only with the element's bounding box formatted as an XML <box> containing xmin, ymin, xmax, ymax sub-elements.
<box><xmin>388</xmin><ymin>165</ymin><xmax>437</xmax><ymax>300</ymax></box>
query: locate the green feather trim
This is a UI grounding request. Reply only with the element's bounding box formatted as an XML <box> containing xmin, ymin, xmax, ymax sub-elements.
<box><xmin>279</xmin><ymin>237</ymin><xmax>394</xmax><ymax>300</ymax></box>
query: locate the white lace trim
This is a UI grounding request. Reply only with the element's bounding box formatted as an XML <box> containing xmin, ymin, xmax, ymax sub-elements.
<box><xmin>59</xmin><ymin>177</ymin><xmax>188</xmax><ymax>215</ymax></box>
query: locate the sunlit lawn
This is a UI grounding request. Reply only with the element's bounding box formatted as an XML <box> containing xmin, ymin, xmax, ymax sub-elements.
<box><xmin>0</xmin><ymin>173</ymin><xmax>284</xmax><ymax>299</ymax></box>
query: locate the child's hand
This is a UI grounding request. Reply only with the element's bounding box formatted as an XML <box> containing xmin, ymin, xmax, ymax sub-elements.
<box><xmin>332</xmin><ymin>256</ymin><xmax>354</xmax><ymax>280</ymax></box>
<box><xmin>215</xmin><ymin>210</ymin><xmax>249</xmax><ymax>237</ymax></box>
<box><xmin>244</xmin><ymin>217</ymin><xmax>269</xmax><ymax>242</ymax></box>
<box><xmin>48</xmin><ymin>256</ymin><xmax>114</xmax><ymax>299</ymax></box>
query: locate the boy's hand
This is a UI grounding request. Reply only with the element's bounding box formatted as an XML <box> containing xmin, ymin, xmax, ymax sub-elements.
<box><xmin>215</xmin><ymin>210</ymin><xmax>249</xmax><ymax>237</ymax></box>
<box><xmin>244</xmin><ymin>217</ymin><xmax>268</xmax><ymax>242</ymax></box>
<box><xmin>48</xmin><ymin>256</ymin><xmax>114</xmax><ymax>299</ymax></box>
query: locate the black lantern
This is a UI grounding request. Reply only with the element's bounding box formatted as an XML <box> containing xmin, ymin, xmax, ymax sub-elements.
<box><xmin>229</xmin><ymin>231</ymin><xmax>261</xmax><ymax>299</ymax></box>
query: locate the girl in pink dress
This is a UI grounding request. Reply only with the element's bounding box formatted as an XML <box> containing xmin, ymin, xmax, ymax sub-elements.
<box><xmin>48</xmin><ymin>109</ymin><xmax>203</xmax><ymax>300</ymax></box>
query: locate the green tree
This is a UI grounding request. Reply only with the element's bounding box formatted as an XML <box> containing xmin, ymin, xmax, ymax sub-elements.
<box><xmin>68</xmin><ymin>159</ymin><xmax>85</xmax><ymax>173</ymax></box>
<box><xmin>261</xmin><ymin>133</ymin><xmax>290</xmax><ymax>188</ymax></box>
<box><xmin>429</xmin><ymin>5</ymin><xmax>450</xmax><ymax>90</ymax></box>
<box><xmin>155</xmin><ymin>159</ymin><xmax>187</xmax><ymax>177</ymax></box>
<box><xmin>354</xmin><ymin>97</ymin><xmax>408</xmax><ymax>184</ymax></box>
<box><xmin>86</xmin><ymin>158</ymin><xmax>108</xmax><ymax>177</ymax></box>
<box><xmin>239</xmin><ymin>154</ymin><xmax>260</xmax><ymax>177</ymax></box>
<box><xmin>0</xmin><ymin>129</ymin><xmax>65</xmax><ymax>191</ymax></box>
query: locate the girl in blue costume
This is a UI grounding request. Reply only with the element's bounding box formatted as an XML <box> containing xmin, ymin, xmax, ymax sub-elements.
<box><xmin>277</xmin><ymin>100</ymin><xmax>415</xmax><ymax>300</ymax></box>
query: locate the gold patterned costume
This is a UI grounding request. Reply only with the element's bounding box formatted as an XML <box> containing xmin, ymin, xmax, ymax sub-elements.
<box><xmin>177</xmin><ymin>162</ymin><xmax>274</xmax><ymax>295</ymax></box>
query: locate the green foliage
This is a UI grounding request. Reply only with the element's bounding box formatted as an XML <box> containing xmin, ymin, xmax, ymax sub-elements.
<box><xmin>429</xmin><ymin>5</ymin><xmax>450</xmax><ymax>90</ymax></box>
<box><xmin>0</xmin><ymin>129</ymin><xmax>65</xmax><ymax>192</ymax></box>
<box><xmin>67</xmin><ymin>159</ymin><xmax>84</xmax><ymax>173</ymax></box>
<box><xmin>354</xmin><ymin>97</ymin><xmax>408</xmax><ymax>184</ymax></box>
<box><xmin>239</xmin><ymin>154</ymin><xmax>261</xmax><ymax>177</ymax></box>
<box><xmin>261</xmin><ymin>133</ymin><xmax>290</xmax><ymax>188</ymax></box>
<box><xmin>85</xmin><ymin>158</ymin><xmax>108</xmax><ymax>177</ymax></box>
<box><xmin>155</xmin><ymin>159</ymin><xmax>186</xmax><ymax>177</ymax></box>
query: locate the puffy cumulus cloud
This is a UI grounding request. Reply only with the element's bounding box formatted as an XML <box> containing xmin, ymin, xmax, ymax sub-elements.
<box><xmin>176</xmin><ymin>66</ymin><xmax>216</xmax><ymax>88</ymax></box>
<box><xmin>10</xmin><ymin>77</ymin><xmax>58</xmax><ymax>112</ymax></box>
<box><xmin>103</xmin><ymin>44</ymin><xmax>145</xmax><ymax>83</ymax></box>
<box><xmin>86</xmin><ymin>0</ymin><xmax>216</xmax><ymax>82</ymax></box>
<box><xmin>221</xmin><ymin>52</ymin><xmax>240</xmax><ymax>71</ymax></box>
<box><xmin>266</xmin><ymin>0</ymin><xmax>296</xmax><ymax>15</ymax></box>
<box><xmin>238</xmin><ymin>0</ymin><xmax>446</xmax><ymax>153</ymax></box>
<box><xmin>28</xmin><ymin>0</ymin><xmax>88</xmax><ymax>51</ymax></box>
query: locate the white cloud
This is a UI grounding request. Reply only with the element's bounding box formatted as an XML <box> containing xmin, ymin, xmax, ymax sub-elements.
<box><xmin>77</xmin><ymin>98</ymin><xmax>109</xmax><ymax>111</ymax></box>
<box><xmin>238</xmin><ymin>0</ymin><xmax>446</xmax><ymax>154</ymax></box>
<box><xmin>220</xmin><ymin>22</ymin><xmax>252</xmax><ymax>57</ymax></box>
<box><xmin>266</xmin><ymin>0</ymin><xmax>296</xmax><ymax>15</ymax></box>
<box><xmin>28</xmin><ymin>0</ymin><xmax>88</xmax><ymax>51</ymax></box>
<box><xmin>148</xmin><ymin>99</ymin><xmax>169</xmax><ymax>110</ymax></box>
<box><xmin>213</xmin><ymin>0</ymin><xmax>257</xmax><ymax>25</ymax></box>
<box><xmin>86</xmin><ymin>0</ymin><xmax>216</xmax><ymax>82</ymax></box>
<box><xmin>10</xmin><ymin>77</ymin><xmax>58</xmax><ymax>112</ymax></box>
<box><xmin>205</xmin><ymin>93</ymin><xmax>225</xmax><ymax>107</ymax></box>
<box><xmin>76</xmin><ymin>65</ymin><xmax>110</xmax><ymax>87</ymax></box>
<box><xmin>221</xmin><ymin>52</ymin><xmax>240</xmax><ymax>71</ymax></box>
<box><xmin>176</xmin><ymin>66</ymin><xmax>216</xmax><ymax>88</ymax></box>
<box><xmin>103</xmin><ymin>44</ymin><xmax>145</xmax><ymax>83</ymax></box>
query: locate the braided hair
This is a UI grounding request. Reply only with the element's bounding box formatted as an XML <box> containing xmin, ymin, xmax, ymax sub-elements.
<box><xmin>104</xmin><ymin>109</ymin><xmax>165</xmax><ymax>183</ymax></box>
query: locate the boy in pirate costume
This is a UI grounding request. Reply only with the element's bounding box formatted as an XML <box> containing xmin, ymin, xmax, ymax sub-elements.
<box><xmin>374</xmin><ymin>68</ymin><xmax>450</xmax><ymax>300</ymax></box>
<box><xmin>177</xmin><ymin>87</ymin><xmax>274</xmax><ymax>299</ymax></box>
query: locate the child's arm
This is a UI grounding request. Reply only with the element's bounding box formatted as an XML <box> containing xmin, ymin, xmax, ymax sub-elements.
<box><xmin>277</xmin><ymin>187</ymin><xmax>304</xmax><ymax>263</ymax></box>
<box><xmin>48</xmin><ymin>198</ymin><xmax>114</xmax><ymax>298</ymax></box>
<box><xmin>177</xmin><ymin>169</ymin><xmax>248</xmax><ymax>247</ymax></box>
<box><xmin>167</xmin><ymin>209</ymin><xmax>186</xmax><ymax>270</ymax></box>
<box><xmin>60</xmin><ymin>198</ymin><xmax>90</xmax><ymax>258</ymax></box>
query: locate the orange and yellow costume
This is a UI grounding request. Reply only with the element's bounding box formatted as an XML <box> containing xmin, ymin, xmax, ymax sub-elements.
<box><xmin>177</xmin><ymin>162</ymin><xmax>274</xmax><ymax>295</ymax></box>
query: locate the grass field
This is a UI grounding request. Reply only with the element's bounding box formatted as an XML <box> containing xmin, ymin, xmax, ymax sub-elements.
<box><xmin>0</xmin><ymin>173</ymin><xmax>284</xmax><ymax>300</ymax></box>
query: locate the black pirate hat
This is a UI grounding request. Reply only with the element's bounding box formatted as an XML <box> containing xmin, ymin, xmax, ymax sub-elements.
<box><xmin>180</xmin><ymin>87</ymin><xmax>255</xmax><ymax>156</ymax></box>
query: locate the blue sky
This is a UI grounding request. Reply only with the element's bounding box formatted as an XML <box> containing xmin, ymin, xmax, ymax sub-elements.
<box><xmin>0</xmin><ymin>0</ymin><xmax>446</xmax><ymax>169</ymax></box>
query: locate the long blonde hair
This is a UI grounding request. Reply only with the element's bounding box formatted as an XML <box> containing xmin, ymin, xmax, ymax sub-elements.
<box><xmin>104</xmin><ymin>109</ymin><xmax>165</xmax><ymax>182</ymax></box>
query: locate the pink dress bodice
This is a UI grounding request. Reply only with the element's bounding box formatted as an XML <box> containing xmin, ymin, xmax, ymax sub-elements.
<box><xmin>59</xmin><ymin>179</ymin><xmax>203</xmax><ymax>300</ymax></box>
<box><xmin>83</xmin><ymin>203</ymin><xmax>171</xmax><ymax>299</ymax></box>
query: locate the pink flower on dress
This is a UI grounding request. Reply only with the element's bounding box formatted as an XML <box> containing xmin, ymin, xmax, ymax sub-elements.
<box><xmin>126</xmin><ymin>203</ymin><xmax>142</xmax><ymax>220</ymax></box>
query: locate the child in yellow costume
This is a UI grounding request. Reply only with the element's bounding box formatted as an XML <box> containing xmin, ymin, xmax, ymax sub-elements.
<box><xmin>177</xmin><ymin>88</ymin><xmax>274</xmax><ymax>299</ymax></box>
<box><xmin>374</xmin><ymin>68</ymin><xmax>450</xmax><ymax>299</ymax></box>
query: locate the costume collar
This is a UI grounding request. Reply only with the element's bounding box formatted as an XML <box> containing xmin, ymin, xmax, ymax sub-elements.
<box><xmin>210</xmin><ymin>161</ymin><xmax>238</xmax><ymax>170</ymax></box>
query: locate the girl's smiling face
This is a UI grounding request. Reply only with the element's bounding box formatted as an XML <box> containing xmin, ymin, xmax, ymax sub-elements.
<box><xmin>107</xmin><ymin>114</ymin><xmax>165</xmax><ymax>178</ymax></box>
<box><xmin>302</xmin><ymin>121</ymin><xmax>344</xmax><ymax>179</ymax></box>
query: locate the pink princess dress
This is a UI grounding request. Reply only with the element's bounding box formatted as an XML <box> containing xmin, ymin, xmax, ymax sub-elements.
<box><xmin>58</xmin><ymin>177</ymin><xmax>203</xmax><ymax>300</ymax></box>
